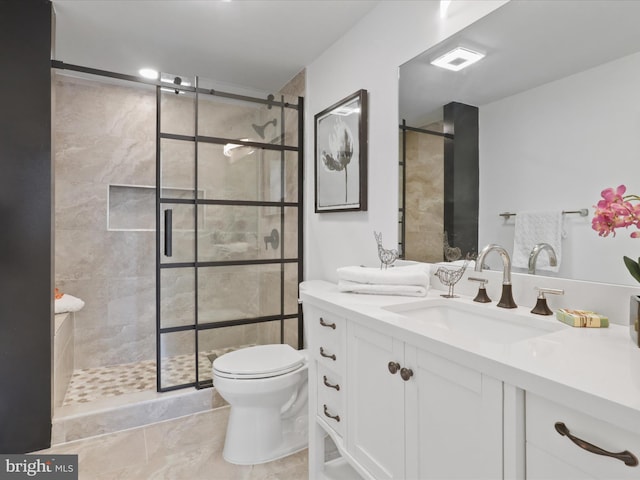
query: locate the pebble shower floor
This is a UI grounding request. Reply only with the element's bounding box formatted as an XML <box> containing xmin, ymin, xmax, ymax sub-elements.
<box><xmin>62</xmin><ymin>345</ymin><xmax>254</xmax><ymax>406</ymax></box>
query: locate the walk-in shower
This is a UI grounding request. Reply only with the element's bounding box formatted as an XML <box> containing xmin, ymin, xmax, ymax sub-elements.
<box><xmin>399</xmin><ymin>118</ymin><xmax>447</xmax><ymax>262</ymax></box>
<box><xmin>156</xmin><ymin>73</ymin><xmax>303</xmax><ymax>391</ymax></box>
<box><xmin>51</xmin><ymin>62</ymin><xmax>303</xmax><ymax>441</ymax></box>
<box><xmin>398</xmin><ymin>105</ymin><xmax>479</xmax><ymax>264</ymax></box>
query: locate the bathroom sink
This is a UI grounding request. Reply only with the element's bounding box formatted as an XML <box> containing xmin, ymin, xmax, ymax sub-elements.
<box><xmin>383</xmin><ymin>301</ymin><xmax>564</xmax><ymax>345</ymax></box>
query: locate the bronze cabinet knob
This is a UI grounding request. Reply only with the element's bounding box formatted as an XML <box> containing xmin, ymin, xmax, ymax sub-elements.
<box><xmin>400</xmin><ymin>367</ymin><xmax>414</xmax><ymax>381</ymax></box>
<box><xmin>388</xmin><ymin>361</ymin><xmax>400</xmax><ymax>374</ymax></box>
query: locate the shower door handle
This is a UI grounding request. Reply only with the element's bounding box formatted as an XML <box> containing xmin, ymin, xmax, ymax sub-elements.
<box><xmin>164</xmin><ymin>209</ymin><xmax>173</xmax><ymax>257</ymax></box>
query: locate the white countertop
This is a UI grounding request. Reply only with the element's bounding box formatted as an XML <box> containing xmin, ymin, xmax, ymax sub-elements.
<box><xmin>300</xmin><ymin>280</ymin><xmax>640</xmax><ymax>432</ymax></box>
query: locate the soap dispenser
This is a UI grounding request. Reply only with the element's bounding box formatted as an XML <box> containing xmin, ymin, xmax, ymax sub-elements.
<box><xmin>531</xmin><ymin>287</ymin><xmax>564</xmax><ymax>315</ymax></box>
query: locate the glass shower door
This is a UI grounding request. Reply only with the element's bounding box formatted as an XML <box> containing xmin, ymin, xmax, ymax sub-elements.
<box><xmin>156</xmin><ymin>74</ymin><xmax>303</xmax><ymax>391</ymax></box>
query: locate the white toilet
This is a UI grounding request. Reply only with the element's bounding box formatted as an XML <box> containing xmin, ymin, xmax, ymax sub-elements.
<box><xmin>212</xmin><ymin>344</ymin><xmax>308</xmax><ymax>465</ymax></box>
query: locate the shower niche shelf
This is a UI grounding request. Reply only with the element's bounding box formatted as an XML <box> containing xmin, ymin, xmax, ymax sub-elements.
<box><xmin>108</xmin><ymin>184</ymin><xmax>204</xmax><ymax>232</ymax></box>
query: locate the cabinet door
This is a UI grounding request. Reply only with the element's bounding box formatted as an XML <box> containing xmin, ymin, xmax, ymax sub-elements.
<box><xmin>347</xmin><ymin>322</ymin><xmax>405</xmax><ymax>480</ymax></box>
<box><xmin>404</xmin><ymin>346</ymin><xmax>503</xmax><ymax>480</ymax></box>
<box><xmin>527</xmin><ymin>443</ymin><xmax>597</xmax><ymax>480</ymax></box>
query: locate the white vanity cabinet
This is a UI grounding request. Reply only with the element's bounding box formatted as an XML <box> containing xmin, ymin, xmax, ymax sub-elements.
<box><xmin>526</xmin><ymin>393</ymin><xmax>640</xmax><ymax>480</ymax></box>
<box><xmin>302</xmin><ymin>281</ymin><xmax>640</xmax><ymax>480</ymax></box>
<box><xmin>347</xmin><ymin>321</ymin><xmax>503</xmax><ymax>480</ymax></box>
<box><xmin>304</xmin><ymin>296</ymin><xmax>504</xmax><ymax>480</ymax></box>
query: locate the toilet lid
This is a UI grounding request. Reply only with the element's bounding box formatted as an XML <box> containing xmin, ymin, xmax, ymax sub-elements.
<box><xmin>213</xmin><ymin>344</ymin><xmax>305</xmax><ymax>378</ymax></box>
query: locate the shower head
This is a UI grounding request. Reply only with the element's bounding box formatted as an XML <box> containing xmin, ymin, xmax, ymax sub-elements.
<box><xmin>251</xmin><ymin>119</ymin><xmax>277</xmax><ymax>139</ymax></box>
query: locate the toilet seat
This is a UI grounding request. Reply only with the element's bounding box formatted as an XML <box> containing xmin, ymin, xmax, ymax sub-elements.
<box><xmin>213</xmin><ymin>344</ymin><xmax>305</xmax><ymax>379</ymax></box>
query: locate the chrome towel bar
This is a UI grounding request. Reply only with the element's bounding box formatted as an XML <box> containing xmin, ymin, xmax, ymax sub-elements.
<box><xmin>499</xmin><ymin>208</ymin><xmax>588</xmax><ymax>220</ymax></box>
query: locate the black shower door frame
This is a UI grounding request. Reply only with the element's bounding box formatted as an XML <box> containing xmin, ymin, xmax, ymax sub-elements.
<box><xmin>155</xmin><ymin>76</ymin><xmax>304</xmax><ymax>392</ymax></box>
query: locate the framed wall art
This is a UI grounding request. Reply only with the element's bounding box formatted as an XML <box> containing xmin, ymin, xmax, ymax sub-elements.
<box><xmin>314</xmin><ymin>89</ymin><xmax>368</xmax><ymax>212</ymax></box>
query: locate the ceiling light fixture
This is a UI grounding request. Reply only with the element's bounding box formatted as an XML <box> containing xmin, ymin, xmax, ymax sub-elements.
<box><xmin>139</xmin><ymin>68</ymin><xmax>159</xmax><ymax>79</ymax></box>
<box><xmin>430</xmin><ymin>47</ymin><xmax>485</xmax><ymax>72</ymax></box>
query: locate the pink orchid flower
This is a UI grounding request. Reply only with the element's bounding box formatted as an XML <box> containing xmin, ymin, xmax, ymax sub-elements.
<box><xmin>595</xmin><ymin>185</ymin><xmax>640</xmax><ymax>284</ymax></box>
<box><xmin>600</xmin><ymin>184</ymin><xmax>626</xmax><ymax>201</ymax></box>
<box><xmin>592</xmin><ymin>184</ymin><xmax>640</xmax><ymax>238</ymax></box>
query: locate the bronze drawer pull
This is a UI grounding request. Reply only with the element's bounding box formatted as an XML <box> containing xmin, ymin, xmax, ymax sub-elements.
<box><xmin>319</xmin><ymin>317</ymin><xmax>336</xmax><ymax>329</ymax></box>
<box><xmin>323</xmin><ymin>375</ymin><xmax>340</xmax><ymax>391</ymax></box>
<box><xmin>323</xmin><ymin>404</ymin><xmax>340</xmax><ymax>422</ymax></box>
<box><xmin>554</xmin><ymin>422</ymin><xmax>639</xmax><ymax>467</ymax></box>
<box><xmin>320</xmin><ymin>347</ymin><xmax>336</xmax><ymax>361</ymax></box>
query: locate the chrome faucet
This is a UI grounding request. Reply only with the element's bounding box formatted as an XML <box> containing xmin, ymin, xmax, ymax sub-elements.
<box><xmin>474</xmin><ymin>244</ymin><xmax>517</xmax><ymax>308</ymax></box>
<box><xmin>528</xmin><ymin>243</ymin><xmax>557</xmax><ymax>275</ymax></box>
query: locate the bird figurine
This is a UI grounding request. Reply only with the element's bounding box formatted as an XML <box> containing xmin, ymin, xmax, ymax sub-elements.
<box><xmin>434</xmin><ymin>259</ymin><xmax>469</xmax><ymax>298</ymax></box>
<box><xmin>374</xmin><ymin>231</ymin><xmax>398</xmax><ymax>270</ymax></box>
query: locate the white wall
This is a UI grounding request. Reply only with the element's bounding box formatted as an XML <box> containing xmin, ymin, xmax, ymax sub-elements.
<box><xmin>304</xmin><ymin>0</ymin><xmax>508</xmax><ymax>282</ymax></box>
<box><xmin>479</xmin><ymin>51</ymin><xmax>640</xmax><ymax>285</ymax></box>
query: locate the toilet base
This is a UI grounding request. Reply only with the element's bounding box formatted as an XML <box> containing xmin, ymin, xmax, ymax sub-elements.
<box><xmin>222</xmin><ymin>406</ymin><xmax>308</xmax><ymax>465</ymax></box>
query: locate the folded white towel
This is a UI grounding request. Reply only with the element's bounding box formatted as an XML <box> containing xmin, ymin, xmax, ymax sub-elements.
<box><xmin>55</xmin><ymin>294</ymin><xmax>85</xmax><ymax>314</ymax></box>
<box><xmin>338</xmin><ymin>280</ymin><xmax>427</xmax><ymax>297</ymax></box>
<box><xmin>512</xmin><ymin>211</ymin><xmax>563</xmax><ymax>272</ymax></box>
<box><xmin>336</xmin><ymin>264</ymin><xmax>430</xmax><ymax>287</ymax></box>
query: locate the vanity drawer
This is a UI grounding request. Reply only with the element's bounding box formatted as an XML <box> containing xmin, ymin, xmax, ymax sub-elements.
<box><xmin>317</xmin><ymin>365</ymin><xmax>344</xmax><ymax>438</ymax></box>
<box><xmin>317</xmin><ymin>364</ymin><xmax>343</xmax><ymax>405</ymax></box>
<box><xmin>307</xmin><ymin>308</ymin><xmax>346</xmax><ymax>372</ymax></box>
<box><xmin>307</xmin><ymin>308</ymin><xmax>346</xmax><ymax>343</ymax></box>
<box><xmin>526</xmin><ymin>393</ymin><xmax>640</xmax><ymax>480</ymax></box>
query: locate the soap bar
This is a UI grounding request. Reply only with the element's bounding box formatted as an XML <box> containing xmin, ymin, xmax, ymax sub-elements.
<box><xmin>556</xmin><ymin>308</ymin><xmax>609</xmax><ymax>328</ymax></box>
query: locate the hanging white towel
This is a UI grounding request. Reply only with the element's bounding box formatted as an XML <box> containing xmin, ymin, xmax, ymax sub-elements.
<box><xmin>512</xmin><ymin>211</ymin><xmax>563</xmax><ymax>272</ymax></box>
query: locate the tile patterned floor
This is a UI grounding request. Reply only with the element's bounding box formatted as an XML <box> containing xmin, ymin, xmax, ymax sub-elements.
<box><xmin>38</xmin><ymin>407</ymin><xmax>309</xmax><ymax>480</ymax></box>
<box><xmin>63</xmin><ymin>345</ymin><xmax>255</xmax><ymax>406</ymax></box>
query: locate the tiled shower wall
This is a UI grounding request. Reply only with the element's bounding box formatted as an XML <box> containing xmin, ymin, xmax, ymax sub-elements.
<box><xmin>404</xmin><ymin>123</ymin><xmax>445</xmax><ymax>263</ymax></box>
<box><xmin>54</xmin><ymin>74</ymin><xmax>157</xmax><ymax>369</ymax></box>
<box><xmin>54</xmin><ymin>71</ymin><xmax>304</xmax><ymax>371</ymax></box>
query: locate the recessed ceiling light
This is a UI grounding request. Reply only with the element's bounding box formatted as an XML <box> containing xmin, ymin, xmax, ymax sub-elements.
<box><xmin>139</xmin><ymin>68</ymin><xmax>159</xmax><ymax>79</ymax></box>
<box><xmin>430</xmin><ymin>47</ymin><xmax>485</xmax><ymax>72</ymax></box>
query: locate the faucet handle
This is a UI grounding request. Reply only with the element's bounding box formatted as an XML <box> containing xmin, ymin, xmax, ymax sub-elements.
<box><xmin>468</xmin><ymin>276</ymin><xmax>488</xmax><ymax>287</ymax></box>
<box><xmin>531</xmin><ymin>287</ymin><xmax>564</xmax><ymax>315</ymax></box>
<box><xmin>468</xmin><ymin>277</ymin><xmax>491</xmax><ymax>303</ymax></box>
<box><xmin>536</xmin><ymin>287</ymin><xmax>564</xmax><ymax>298</ymax></box>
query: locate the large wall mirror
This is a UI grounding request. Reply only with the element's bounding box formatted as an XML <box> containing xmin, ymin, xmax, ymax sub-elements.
<box><xmin>399</xmin><ymin>0</ymin><xmax>640</xmax><ymax>286</ymax></box>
